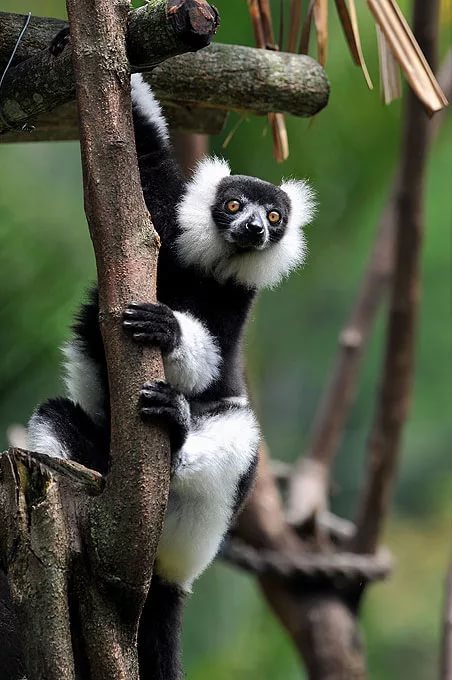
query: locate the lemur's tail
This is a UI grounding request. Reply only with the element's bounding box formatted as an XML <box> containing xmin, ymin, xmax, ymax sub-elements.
<box><xmin>131</xmin><ymin>73</ymin><xmax>170</xmax><ymax>157</ymax></box>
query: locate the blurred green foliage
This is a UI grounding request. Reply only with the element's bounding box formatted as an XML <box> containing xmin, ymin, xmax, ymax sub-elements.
<box><xmin>1</xmin><ymin>1</ymin><xmax>451</xmax><ymax>678</ymax></box>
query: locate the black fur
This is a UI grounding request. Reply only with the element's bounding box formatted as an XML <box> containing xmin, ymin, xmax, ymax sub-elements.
<box><xmin>138</xmin><ymin>576</ymin><xmax>185</xmax><ymax>680</ymax></box>
<box><xmin>31</xmin><ymin>397</ymin><xmax>109</xmax><ymax>473</ymax></box>
<box><xmin>140</xmin><ymin>380</ymin><xmax>190</xmax><ymax>455</ymax></box>
<box><xmin>123</xmin><ymin>302</ymin><xmax>182</xmax><ymax>353</ymax></box>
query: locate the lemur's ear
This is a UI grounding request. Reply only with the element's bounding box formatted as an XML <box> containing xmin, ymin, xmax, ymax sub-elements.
<box><xmin>280</xmin><ymin>179</ymin><xmax>317</xmax><ymax>229</ymax></box>
<box><xmin>190</xmin><ymin>156</ymin><xmax>231</xmax><ymax>193</ymax></box>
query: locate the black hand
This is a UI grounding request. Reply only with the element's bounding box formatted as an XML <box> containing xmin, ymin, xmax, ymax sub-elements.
<box><xmin>123</xmin><ymin>302</ymin><xmax>181</xmax><ymax>354</ymax></box>
<box><xmin>139</xmin><ymin>381</ymin><xmax>190</xmax><ymax>464</ymax></box>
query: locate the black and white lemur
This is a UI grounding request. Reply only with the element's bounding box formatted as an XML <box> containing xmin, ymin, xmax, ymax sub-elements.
<box><xmin>23</xmin><ymin>75</ymin><xmax>315</xmax><ymax>679</ymax></box>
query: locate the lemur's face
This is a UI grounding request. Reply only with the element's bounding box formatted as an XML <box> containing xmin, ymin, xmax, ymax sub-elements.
<box><xmin>211</xmin><ymin>176</ymin><xmax>291</xmax><ymax>252</ymax></box>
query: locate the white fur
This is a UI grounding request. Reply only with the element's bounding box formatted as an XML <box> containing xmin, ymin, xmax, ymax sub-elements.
<box><xmin>164</xmin><ymin>311</ymin><xmax>221</xmax><ymax>395</ymax></box>
<box><xmin>176</xmin><ymin>157</ymin><xmax>316</xmax><ymax>289</ymax></box>
<box><xmin>27</xmin><ymin>414</ymin><xmax>69</xmax><ymax>459</ymax></box>
<box><xmin>62</xmin><ymin>341</ymin><xmax>104</xmax><ymax>421</ymax></box>
<box><xmin>176</xmin><ymin>156</ymin><xmax>232</xmax><ymax>278</ymax></box>
<box><xmin>156</xmin><ymin>406</ymin><xmax>259</xmax><ymax>589</ymax></box>
<box><xmin>130</xmin><ymin>73</ymin><xmax>169</xmax><ymax>143</ymax></box>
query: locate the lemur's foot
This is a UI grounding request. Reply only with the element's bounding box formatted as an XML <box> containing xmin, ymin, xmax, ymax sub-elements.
<box><xmin>49</xmin><ymin>26</ymin><xmax>70</xmax><ymax>57</ymax></box>
<box><xmin>123</xmin><ymin>302</ymin><xmax>181</xmax><ymax>354</ymax></box>
<box><xmin>140</xmin><ymin>381</ymin><xmax>190</xmax><ymax>457</ymax></box>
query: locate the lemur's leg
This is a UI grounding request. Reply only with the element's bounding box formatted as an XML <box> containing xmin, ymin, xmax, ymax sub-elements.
<box><xmin>123</xmin><ymin>303</ymin><xmax>221</xmax><ymax>395</ymax></box>
<box><xmin>155</xmin><ymin>401</ymin><xmax>260</xmax><ymax>590</ymax></box>
<box><xmin>27</xmin><ymin>397</ymin><xmax>110</xmax><ymax>473</ymax></box>
<box><xmin>27</xmin><ymin>383</ymin><xmax>190</xmax><ymax>475</ymax></box>
<box><xmin>137</xmin><ymin>401</ymin><xmax>258</xmax><ymax>680</ymax></box>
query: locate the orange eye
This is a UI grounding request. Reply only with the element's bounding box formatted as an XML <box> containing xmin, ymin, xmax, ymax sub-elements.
<box><xmin>268</xmin><ymin>210</ymin><xmax>281</xmax><ymax>224</ymax></box>
<box><xmin>226</xmin><ymin>199</ymin><xmax>241</xmax><ymax>214</ymax></box>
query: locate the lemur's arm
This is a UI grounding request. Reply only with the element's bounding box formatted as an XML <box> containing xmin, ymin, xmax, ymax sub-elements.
<box><xmin>131</xmin><ymin>74</ymin><xmax>185</xmax><ymax>240</ymax></box>
<box><xmin>49</xmin><ymin>28</ymin><xmax>184</xmax><ymax>233</ymax></box>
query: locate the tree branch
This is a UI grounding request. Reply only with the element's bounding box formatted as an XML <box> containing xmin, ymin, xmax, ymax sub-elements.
<box><xmin>0</xmin><ymin>2</ymin><xmax>220</xmax><ymax>135</ymax></box>
<box><xmin>65</xmin><ymin>0</ymin><xmax>168</xmax><ymax>595</ymax></box>
<box><xmin>287</xmin><ymin>49</ymin><xmax>452</xmax><ymax>529</ymax></box>
<box><xmin>235</xmin><ymin>445</ymin><xmax>368</xmax><ymax>678</ymax></box>
<box><xmin>352</xmin><ymin>0</ymin><xmax>442</xmax><ymax>555</ymax></box>
<box><xmin>0</xmin><ymin>10</ymin><xmax>329</xmax><ymax>140</ymax></box>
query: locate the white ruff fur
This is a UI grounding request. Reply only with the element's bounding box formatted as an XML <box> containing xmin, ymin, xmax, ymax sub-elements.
<box><xmin>164</xmin><ymin>311</ymin><xmax>221</xmax><ymax>395</ymax></box>
<box><xmin>62</xmin><ymin>341</ymin><xmax>104</xmax><ymax>421</ymax></box>
<box><xmin>27</xmin><ymin>414</ymin><xmax>69</xmax><ymax>459</ymax></box>
<box><xmin>131</xmin><ymin>73</ymin><xmax>169</xmax><ymax>143</ymax></box>
<box><xmin>176</xmin><ymin>157</ymin><xmax>316</xmax><ymax>289</ymax></box>
<box><xmin>156</xmin><ymin>407</ymin><xmax>259</xmax><ymax>590</ymax></box>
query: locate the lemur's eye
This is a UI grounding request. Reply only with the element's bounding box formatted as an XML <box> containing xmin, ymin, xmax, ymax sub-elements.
<box><xmin>226</xmin><ymin>199</ymin><xmax>241</xmax><ymax>214</ymax></box>
<box><xmin>268</xmin><ymin>210</ymin><xmax>281</xmax><ymax>224</ymax></box>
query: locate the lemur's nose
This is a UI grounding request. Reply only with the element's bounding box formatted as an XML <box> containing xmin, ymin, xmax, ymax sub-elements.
<box><xmin>246</xmin><ymin>222</ymin><xmax>265</xmax><ymax>236</ymax></box>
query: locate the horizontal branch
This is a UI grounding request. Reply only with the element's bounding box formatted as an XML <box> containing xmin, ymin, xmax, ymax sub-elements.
<box><xmin>0</xmin><ymin>10</ymin><xmax>329</xmax><ymax>140</ymax></box>
<box><xmin>0</xmin><ymin>2</ymin><xmax>219</xmax><ymax>135</ymax></box>
<box><xmin>0</xmin><ymin>101</ymin><xmax>229</xmax><ymax>142</ymax></box>
<box><xmin>146</xmin><ymin>43</ymin><xmax>328</xmax><ymax>116</ymax></box>
<box><xmin>221</xmin><ymin>537</ymin><xmax>393</xmax><ymax>584</ymax></box>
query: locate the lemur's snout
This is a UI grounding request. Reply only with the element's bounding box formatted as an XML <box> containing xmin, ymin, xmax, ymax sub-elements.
<box><xmin>232</xmin><ymin>213</ymin><xmax>267</xmax><ymax>249</ymax></box>
<box><xmin>246</xmin><ymin>222</ymin><xmax>265</xmax><ymax>237</ymax></box>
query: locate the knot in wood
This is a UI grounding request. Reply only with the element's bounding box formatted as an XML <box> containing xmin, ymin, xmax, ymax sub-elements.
<box><xmin>167</xmin><ymin>0</ymin><xmax>220</xmax><ymax>50</ymax></box>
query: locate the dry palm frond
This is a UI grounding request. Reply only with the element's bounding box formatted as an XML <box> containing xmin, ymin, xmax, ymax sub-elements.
<box><xmin>258</xmin><ymin>0</ymin><xmax>277</xmax><ymax>49</ymax></box>
<box><xmin>313</xmin><ymin>0</ymin><xmax>329</xmax><ymax>66</ymax></box>
<box><xmin>247</xmin><ymin>0</ymin><xmax>266</xmax><ymax>48</ymax></box>
<box><xmin>278</xmin><ymin>0</ymin><xmax>285</xmax><ymax>51</ymax></box>
<box><xmin>334</xmin><ymin>0</ymin><xmax>373</xmax><ymax>89</ymax></box>
<box><xmin>222</xmin><ymin>114</ymin><xmax>247</xmax><ymax>149</ymax></box>
<box><xmin>287</xmin><ymin>0</ymin><xmax>303</xmax><ymax>52</ymax></box>
<box><xmin>246</xmin><ymin>0</ymin><xmax>289</xmax><ymax>161</ymax></box>
<box><xmin>376</xmin><ymin>24</ymin><xmax>401</xmax><ymax>104</ymax></box>
<box><xmin>299</xmin><ymin>0</ymin><xmax>316</xmax><ymax>55</ymax></box>
<box><xmin>269</xmin><ymin>112</ymin><xmax>289</xmax><ymax>162</ymax></box>
<box><xmin>368</xmin><ymin>0</ymin><xmax>448</xmax><ymax>114</ymax></box>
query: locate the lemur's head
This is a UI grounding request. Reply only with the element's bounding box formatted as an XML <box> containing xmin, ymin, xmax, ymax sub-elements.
<box><xmin>210</xmin><ymin>175</ymin><xmax>291</xmax><ymax>252</ymax></box>
<box><xmin>176</xmin><ymin>157</ymin><xmax>316</xmax><ymax>289</ymax></box>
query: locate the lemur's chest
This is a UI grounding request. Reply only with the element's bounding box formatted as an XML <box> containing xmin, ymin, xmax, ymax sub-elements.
<box><xmin>156</xmin><ymin>247</ymin><xmax>253</xmax><ymax>338</ymax></box>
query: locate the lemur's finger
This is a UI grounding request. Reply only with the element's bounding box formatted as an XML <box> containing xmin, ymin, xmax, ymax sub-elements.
<box><xmin>142</xmin><ymin>379</ymin><xmax>169</xmax><ymax>390</ymax></box>
<box><xmin>130</xmin><ymin>332</ymin><xmax>169</xmax><ymax>344</ymax></box>
<box><xmin>126</xmin><ymin>302</ymin><xmax>168</xmax><ymax>314</ymax></box>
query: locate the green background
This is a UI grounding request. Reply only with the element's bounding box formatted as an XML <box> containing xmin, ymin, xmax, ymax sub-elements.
<box><xmin>1</xmin><ymin>2</ymin><xmax>451</xmax><ymax>678</ymax></box>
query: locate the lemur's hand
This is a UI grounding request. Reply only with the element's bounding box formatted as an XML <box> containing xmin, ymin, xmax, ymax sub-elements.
<box><xmin>139</xmin><ymin>381</ymin><xmax>190</xmax><ymax>465</ymax></box>
<box><xmin>49</xmin><ymin>26</ymin><xmax>70</xmax><ymax>57</ymax></box>
<box><xmin>123</xmin><ymin>302</ymin><xmax>181</xmax><ymax>354</ymax></box>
